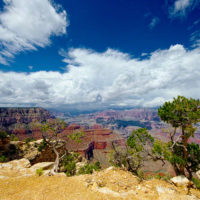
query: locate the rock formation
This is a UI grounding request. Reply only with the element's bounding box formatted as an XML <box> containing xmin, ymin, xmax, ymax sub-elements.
<box><xmin>0</xmin><ymin>107</ymin><xmax>51</xmax><ymax>139</ymax></box>
<box><xmin>61</xmin><ymin>125</ymin><xmax>126</xmax><ymax>167</ymax></box>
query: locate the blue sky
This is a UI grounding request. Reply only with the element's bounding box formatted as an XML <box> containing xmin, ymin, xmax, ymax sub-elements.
<box><xmin>0</xmin><ymin>0</ymin><xmax>200</xmax><ymax>109</ymax></box>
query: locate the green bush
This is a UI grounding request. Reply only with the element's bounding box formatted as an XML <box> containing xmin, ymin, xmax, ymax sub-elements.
<box><xmin>78</xmin><ymin>162</ymin><xmax>101</xmax><ymax>174</ymax></box>
<box><xmin>0</xmin><ymin>155</ymin><xmax>7</xmax><ymax>162</ymax></box>
<box><xmin>25</xmin><ymin>137</ymin><xmax>35</xmax><ymax>144</ymax></box>
<box><xmin>36</xmin><ymin>168</ymin><xmax>44</xmax><ymax>176</ymax></box>
<box><xmin>37</xmin><ymin>140</ymin><xmax>47</xmax><ymax>152</ymax></box>
<box><xmin>62</xmin><ymin>153</ymin><xmax>81</xmax><ymax>176</ymax></box>
<box><xmin>10</xmin><ymin>134</ymin><xmax>19</xmax><ymax>141</ymax></box>
<box><xmin>192</xmin><ymin>177</ymin><xmax>200</xmax><ymax>189</ymax></box>
<box><xmin>0</xmin><ymin>131</ymin><xmax>8</xmax><ymax>140</ymax></box>
<box><xmin>65</xmin><ymin>161</ymin><xmax>76</xmax><ymax>176</ymax></box>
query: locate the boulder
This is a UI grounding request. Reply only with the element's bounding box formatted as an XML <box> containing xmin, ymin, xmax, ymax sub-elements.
<box><xmin>30</xmin><ymin>162</ymin><xmax>54</xmax><ymax>171</ymax></box>
<box><xmin>170</xmin><ymin>175</ymin><xmax>190</xmax><ymax>187</ymax></box>
<box><xmin>2</xmin><ymin>158</ymin><xmax>31</xmax><ymax>169</ymax></box>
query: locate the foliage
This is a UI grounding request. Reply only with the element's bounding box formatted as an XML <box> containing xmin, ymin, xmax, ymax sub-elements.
<box><xmin>186</xmin><ymin>143</ymin><xmax>200</xmax><ymax>172</ymax></box>
<box><xmin>110</xmin><ymin>128</ymin><xmax>154</xmax><ymax>177</ymax></box>
<box><xmin>0</xmin><ymin>155</ymin><xmax>7</xmax><ymax>162</ymax></box>
<box><xmin>158</xmin><ymin>96</ymin><xmax>200</xmax><ymax>129</ymax></box>
<box><xmin>192</xmin><ymin>177</ymin><xmax>200</xmax><ymax>189</ymax></box>
<box><xmin>157</xmin><ymin>96</ymin><xmax>200</xmax><ymax>178</ymax></box>
<box><xmin>62</xmin><ymin>153</ymin><xmax>80</xmax><ymax>176</ymax></box>
<box><xmin>10</xmin><ymin>134</ymin><xmax>19</xmax><ymax>141</ymax></box>
<box><xmin>35</xmin><ymin>119</ymin><xmax>85</xmax><ymax>175</ymax></box>
<box><xmin>78</xmin><ymin>162</ymin><xmax>101</xmax><ymax>174</ymax></box>
<box><xmin>37</xmin><ymin>140</ymin><xmax>47</xmax><ymax>152</ymax></box>
<box><xmin>127</xmin><ymin>128</ymin><xmax>154</xmax><ymax>152</ymax></box>
<box><xmin>0</xmin><ymin>131</ymin><xmax>8</xmax><ymax>140</ymax></box>
<box><xmin>68</xmin><ymin>129</ymin><xmax>85</xmax><ymax>143</ymax></box>
<box><xmin>24</xmin><ymin>137</ymin><xmax>35</xmax><ymax>144</ymax></box>
<box><xmin>36</xmin><ymin>168</ymin><xmax>44</xmax><ymax>176</ymax></box>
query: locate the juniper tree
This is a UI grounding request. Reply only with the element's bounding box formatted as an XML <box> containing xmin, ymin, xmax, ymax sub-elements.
<box><xmin>110</xmin><ymin>128</ymin><xmax>154</xmax><ymax>177</ymax></box>
<box><xmin>157</xmin><ymin>96</ymin><xmax>200</xmax><ymax>178</ymax></box>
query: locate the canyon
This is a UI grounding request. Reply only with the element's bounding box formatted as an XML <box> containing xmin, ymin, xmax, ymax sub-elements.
<box><xmin>1</xmin><ymin>107</ymin><xmax>200</xmax><ymax>173</ymax></box>
<box><xmin>0</xmin><ymin>107</ymin><xmax>51</xmax><ymax>139</ymax></box>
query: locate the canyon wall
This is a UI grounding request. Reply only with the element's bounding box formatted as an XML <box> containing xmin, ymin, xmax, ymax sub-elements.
<box><xmin>0</xmin><ymin>107</ymin><xmax>51</xmax><ymax>138</ymax></box>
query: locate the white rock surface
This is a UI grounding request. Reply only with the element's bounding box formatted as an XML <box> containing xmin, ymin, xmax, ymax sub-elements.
<box><xmin>0</xmin><ymin>158</ymin><xmax>31</xmax><ymax>169</ymax></box>
<box><xmin>30</xmin><ymin>162</ymin><xmax>54</xmax><ymax>170</ymax></box>
<box><xmin>170</xmin><ymin>175</ymin><xmax>190</xmax><ymax>187</ymax></box>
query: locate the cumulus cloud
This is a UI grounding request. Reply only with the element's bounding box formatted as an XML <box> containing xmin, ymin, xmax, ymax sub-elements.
<box><xmin>0</xmin><ymin>0</ymin><xmax>68</xmax><ymax>65</ymax></box>
<box><xmin>0</xmin><ymin>45</ymin><xmax>200</xmax><ymax>109</ymax></box>
<box><xmin>169</xmin><ymin>0</ymin><xmax>200</xmax><ymax>18</ymax></box>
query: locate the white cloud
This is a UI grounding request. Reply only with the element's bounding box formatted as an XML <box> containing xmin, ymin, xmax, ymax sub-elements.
<box><xmin>169</xmin><ymin>0</ymin><xmax>200</xmax><ymax>18</ymax></box>
<box><xmin>0</xmin><ymin>0</ymin><xmax>68</xmax><ymax>64</ymax></box>
<box><xmin>1</xmin><ymin>44</ymin><xmax>200</xmax><ymax>109</ymax></box>
<box><xmin>149</xmin><ymin>17</ymin><xmax>160</xmax><ymax>29</ymax></box>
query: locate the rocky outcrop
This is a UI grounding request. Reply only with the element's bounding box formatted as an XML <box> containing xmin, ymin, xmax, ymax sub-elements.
<box><xmin>170</xmin><ymin>176</ymin><xmax>190</xmax><ymax>187</ymax></box>
<box><xmin>0</xmin><ymin>107</ymin><xmax>51</xmax><ymax>139</ymax></box>
<box><xmin>0</xmin><ymin>167</ymin><xmax>200</xmax><ymax>200</ymax></box>
<box><xmin>0</xmin><ymin>158</ymin><xmax>56</xmax><ymax>178</ymax></box>
<box><xmin>61</xmin><ymin>127</ymin><xmax>126</xmax><ymax>167</ymax></box>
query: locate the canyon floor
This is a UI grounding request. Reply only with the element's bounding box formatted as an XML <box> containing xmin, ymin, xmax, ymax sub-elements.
<box><xmin>1</xmin><ymin>167</ymin><xmax>200</xmax><ymax>200</ymax></box>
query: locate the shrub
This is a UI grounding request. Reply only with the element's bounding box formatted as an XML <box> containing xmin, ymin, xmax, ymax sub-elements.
<box><xmin>110</xmin><ymin>128</ymin><xmax>154</xmax><ymax>178</ymax></box>
<box><xmin>62</xmin><ymin>153</ymin><xmax>81</xmax><ymax>176</ymax></box>
<box><xmin>37</xmin><ymin>140</ymin><xmax>47</xmax><ymax>152</ymax></box>
<box><xmin>65</xmin><ymin>162</ymin><xmax>76</xmax><ymax>176</ymax></box>
<box><xmin>36</xmin><ymin>168</ymin><xmax>44</xmax><ymax>176</ymax></box>
<box><xmin>78</xmin><ymin>162</ymin><xmax>101</xmax><ymax>174</ymax></box>
<box><xmin>192</xmin><ymin>177</ymin><xmax>200</xmax><ymax>189</ymax></box>
<box><xmin>10</xmin><ymin>134</ymin><xmax>19</xmax><ymax>141</ymax></box>
<box><xmin>0</xmin><ymin>155</ymin><xmax>7</xmax><ymax>162</ymax></box>
<box><xmin>25</xmin><ymin>137</ymin><xmax>35</xmax><ymax>144</ymax></box>
<box><xmin>0</xmin><ymin>131</ymin><xmax>8</xmax><ymax>140</ymax></box>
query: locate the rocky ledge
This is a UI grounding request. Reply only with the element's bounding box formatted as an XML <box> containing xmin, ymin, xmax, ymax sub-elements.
<box><xmin>0</xmin><ymin>161</ymin><xmax>200</xmax><ymax>200</ymax></box>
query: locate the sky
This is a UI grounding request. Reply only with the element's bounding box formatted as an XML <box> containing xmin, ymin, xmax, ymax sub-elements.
<box><xmin>0</xmin><ymin>0</ymin><xmax>200</xmax><ymax>110</ymax></box>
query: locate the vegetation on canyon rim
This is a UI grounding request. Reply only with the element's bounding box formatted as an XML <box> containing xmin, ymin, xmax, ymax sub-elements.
<box><xmin>0</xmin><ymin>96</ymin><xmax>200</xmax><ymax>187</ymax></box>
<box><xmin>110</xmin><ymin>96</ymin><xmax>200</xmax><ymax>185</ymax></box>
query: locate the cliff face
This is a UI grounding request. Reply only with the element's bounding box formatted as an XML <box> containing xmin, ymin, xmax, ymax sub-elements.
<box><xmin>61</xmin><ymin>125</ymin><xmax>126</xmax><ymax>167</ymax></box>
<box><xmin>0</xmin><ymin>107</ymin><xmax>51</xmax><ymax>137</ymax></box>
<box><xmin>92</xmin><ymin>109</ymin><xmax>160</xmax><ymax>121</ymax></box>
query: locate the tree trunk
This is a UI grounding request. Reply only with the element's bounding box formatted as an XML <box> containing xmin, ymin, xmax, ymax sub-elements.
<box><xmin>50</xmin><ymin>145</ymin><xmax>59</xmax><ymax>175</ymax></box>
<box><xmin>180</xmin><ymin>126</ymin><xmax>189</xmax><ymax>176</ymax></box>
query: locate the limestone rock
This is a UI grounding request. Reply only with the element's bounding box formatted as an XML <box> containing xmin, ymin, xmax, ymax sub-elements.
<box><xmin>30</xmin><ymin>162</ymin><xmax>54</xmax><ymax>171</ymax></box>
<box><xmin>170</xmin><ymin>175</ymin><xmax>190</xmax><ymax>187</ymax></box>
<box><xmin>3</xmin><ymin>158</ymin><xmax>31</xmax><ymax>169</ymax></box>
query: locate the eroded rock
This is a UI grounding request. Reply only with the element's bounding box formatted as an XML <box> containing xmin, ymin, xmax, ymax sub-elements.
<box><xmin>30</xmin><ymin>162</ymin><xmax>54</xmax><ymax>171</ymax></box>
<box><xmin>170</xmin><ymin>175</ymin><xmax>190</xmax><ymax>187</ymax></box>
